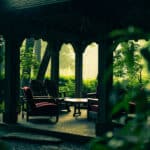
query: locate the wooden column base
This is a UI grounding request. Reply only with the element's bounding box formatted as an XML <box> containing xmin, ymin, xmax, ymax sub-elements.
<box><xmin>3</xmin><ymin>112</ymin><xmax>17</xmax><ymax>124</ymax></box>
<box><xmin>96</xmin><ymin>121</ymin><xmax>113</xmax><ymax>136</ymax></box>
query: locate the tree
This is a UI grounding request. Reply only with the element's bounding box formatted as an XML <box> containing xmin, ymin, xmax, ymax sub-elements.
<box><xmin>113</xmin><ymin>41</ymin><xmax>143</xmax><ymax>84</ymax></box>
<box><xmin>0</xmin><ymin>36</ymin><xmax>5</xmax><ymax>79</ymax></box>
<box><xmin>90</xmin><ymin>43</ymin><xmax>150</xmax><ymax>150</ymax></box>
<box><xmin>33</xmin><ymin>39</ymin><xmax>41</xmax><ymax>76</ymax></box>
<box><xmin>59</xmin><ymin>44</ymin><xmax>75</xmax><ymax>75</ymax></box>
<box><xmin>20</xmin><ymin>38</ymin><xmax>39</xmax><ymax>86</ymax></box>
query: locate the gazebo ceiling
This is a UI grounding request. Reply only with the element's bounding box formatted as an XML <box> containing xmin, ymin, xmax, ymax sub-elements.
<box><xmin>0</xmin><ymin>0</ymin><xmax>150</xmax><ymax>41</ymax></box>
<box><xmin>3</xmin><ymin>0</ymin><xmax>70</xmax><ymax>10</ymax></box>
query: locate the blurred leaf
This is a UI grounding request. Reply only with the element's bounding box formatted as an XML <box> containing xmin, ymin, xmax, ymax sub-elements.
<box><xmin>109</xmin><ymin>26</ymin><xmax>142</xmax><ymax>38</ymax></box>
<box><xmin>141</xmin><ymin>47</ymin><xmax>150</xmax><ymax>71</ymax></box>
<box><xmin>0</xmin><ymin>141</ymin><xmax>10</xmax><ymax>150</ymax></box>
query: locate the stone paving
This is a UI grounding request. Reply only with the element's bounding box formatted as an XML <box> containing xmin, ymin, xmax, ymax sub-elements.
<box><xmin>0</xmin><ymin>107</ymin><xmax>95</xmax><ymax>150</ymax></box>
<box><xmin>17</xmin><ymin>107</ymin><xmax>96</xmax><ymax>138</ymax></box>
<box><xmin>0</xmin><ymin>107</ymin><xmax>96</xmax><ymax>140</ymax></box>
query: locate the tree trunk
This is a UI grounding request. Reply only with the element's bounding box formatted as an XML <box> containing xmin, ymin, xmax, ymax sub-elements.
<box><xmin>0</xmin><ymin>36</ymin><xmax>5</xmax><ymax>78</ymax></box>
<box><xmin>21</xmin><ymin>38</ymin><xmax>34</xmax><ymax>86</ymax></box>
<box><xmin>33</xmin><ymin>39</ymin><xmax>41</xmax><ymax>76</ymax></box>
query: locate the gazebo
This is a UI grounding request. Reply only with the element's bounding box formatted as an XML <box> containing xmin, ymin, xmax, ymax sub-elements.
<box><xmin>0</xmin><ymin>0</ymin><xmax>150</xmax><ymax>136</ymax></box>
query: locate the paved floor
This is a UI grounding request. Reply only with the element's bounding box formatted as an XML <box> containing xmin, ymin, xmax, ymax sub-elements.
<box><xmin>0</xmin><ymin>124</ymin><xmax>90</xmax><ymax>150</ymax></box>
<box><xmin>18</xmin><ymin>107</ymin><xmax>96</xmax><ymax>138</ymax></box>
<box><xmin>0</xmin><ymin>107</ymin><xmax>96</xmax><ymax>139</ymax></box>
<box><xmin>0</xmin><ymin>107</ymin><xmax>96</xmax><ymax>149</ymax></box>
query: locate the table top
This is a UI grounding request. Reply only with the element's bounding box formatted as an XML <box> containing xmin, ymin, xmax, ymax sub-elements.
<box><xmin>64</xmin><ymin>98</ymin><xmax>88</xmax><ymax>103</ymax></box>
<box><xmin>88</xmin><ymin>98</ymin><xmax>98</xmax><ymax>101</ymax></box>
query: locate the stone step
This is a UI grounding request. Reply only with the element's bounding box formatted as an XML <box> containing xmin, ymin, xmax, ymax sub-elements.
<box><xmin>1</xmin><ymin>132</ymin><xmax>62</xmax><ymax>144</ymax></box>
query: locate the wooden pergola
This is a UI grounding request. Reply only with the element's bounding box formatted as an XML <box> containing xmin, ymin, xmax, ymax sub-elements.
<box><xmin>0</xmin><ymin>0</ymin><xmax>150</xmax><ymax>136</ymax></box>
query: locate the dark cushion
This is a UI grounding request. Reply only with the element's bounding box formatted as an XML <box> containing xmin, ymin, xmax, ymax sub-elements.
<box><xmin>35</xmin><ymin>102</ymin><xmax>57</xmax><ymax>108</ymax></box>
<box><xmin>90</xmin><ymin>104</ymin><xmax>99</xmax><ymax>112</ymax></box>
<box><xmin>32</xmin><ymin>102</ymin><xmax>58</xmax><ymax>115</ymax></box>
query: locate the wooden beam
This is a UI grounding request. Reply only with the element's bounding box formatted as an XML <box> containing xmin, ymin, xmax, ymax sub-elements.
<box><xmin>51</xmin><ymin>41</ymin><xmax>62</xmax><ymax>97</ymax></box>
<box><xmin>37</xmin><ymin>42</ymin><xmax>51</xmax><ymax>81</ymax></box>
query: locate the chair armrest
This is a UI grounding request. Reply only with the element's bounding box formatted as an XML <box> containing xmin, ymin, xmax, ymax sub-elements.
<box><xmin>88</xmin><ymin>98</ymin><xmax>99</xmax><ymax>105</ymax></box>
<box><xmin>87</xmin><ymin>92</ymin><xmax>97</xmax><ymax>98</ymax></box>
<box><xmin>88</xmin><ymin>98</ymin><xmax>99</xmax><ymax>110</ymax></box>
<box><xmin>32</xmin><ymin>97</ymin><xmax>56</xmax><ymax>103</ymax></box>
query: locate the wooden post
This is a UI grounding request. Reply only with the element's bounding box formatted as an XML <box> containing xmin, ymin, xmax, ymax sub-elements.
<box><xmin>96</xmin><ymin>39</ymin><xmax>114</xmax><ymax>135</ymax></box>
<box><xmin>3</xmin><ymin>35</ymin><xmax>23</xmax><ymax>123</ymax></box>
<box><xmin>51</xmin><ymin>41</ymin><xmax>62</xmax><ymax>97</ymax></box>
<box><xmin>73</xmin><ymin>42</ymin><xmax>86</xmax><ymax>98</ymax></box>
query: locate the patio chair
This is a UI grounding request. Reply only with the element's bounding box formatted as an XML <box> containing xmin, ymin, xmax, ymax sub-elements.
<box><xmin>30</xmin><ymin>79</ymin><xmax>70</xmax><ymax>111</ymax></box>
<box><xmin>44</xmin><ymin>79</ymin><xmax>70</xmax><ymax>112</ymax></box>
<box><xmin>30</xmin><ymin>79</ymin><xmax>48</xmax><ymax>96</ymax></box>
<box><xmin>21</xmin><ymin>86</ymin><xmax>59</xmax><ymax>123</ymax></box>
<box><xmin>87</xmin><ymin>99</ymin><xmax>136</xmax><ymax>121</ymax></box>
<box><xmin>87</xmin><ymin>98</ymin><xmax>99</xmax><ymax>120</ymax></box>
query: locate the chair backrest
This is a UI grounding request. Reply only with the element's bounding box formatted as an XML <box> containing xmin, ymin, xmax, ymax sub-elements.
<box><xmin>44</xmin><ymin>79</ymin><xmax>57</xmax><ymax>97</ymax></box>
<box><xmin>22</xmin><ymin>86</ymin><xmax>35</xmax><ymax>109</ymax></box>
<box><xmin>30</xmin><ymin>80</ymin><xmax>47</xmax><ymax>96</ymax></box>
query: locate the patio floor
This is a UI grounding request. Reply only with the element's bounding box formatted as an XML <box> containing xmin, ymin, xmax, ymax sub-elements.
<box><xmin>0</xmin><ymin>107</ymin><xmax>96</xmax><ymax>141</ymax></box>
<box><xmin>19</xmin><ymin>107</ymin><xmax>95</xmax><ymax>137</ymax></box>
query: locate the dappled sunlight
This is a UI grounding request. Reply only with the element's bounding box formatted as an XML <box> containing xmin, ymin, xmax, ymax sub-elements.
<box><xmin>83</xmin><ymin>43</ymin><xmax>98</xmax><ymax>79</ymax></box>
<box><xmin>59</xmin><ymin>43</ymin><xmax>75</xmax><ymax>77</ymax></box>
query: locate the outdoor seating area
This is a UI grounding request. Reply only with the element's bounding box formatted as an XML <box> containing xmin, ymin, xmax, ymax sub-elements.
<box><xmin>21</xmin><ymin>86</ymin><xmax>59</xmax><ymax>123</ymax></box>
<box><xmin>16</xmin><ymin>94</ymin><xmax>137</xmax><ymax>139</ymax></box>
<box><xmin>21</xmin><ymin>79</ymin><xmax>71</xmax><ymax>122</ymax></box>
<box><xmin>1</xmin><ymin>1</ymin><xmax>150</xmax><ymax>149</ymax></box>
<box><xmin>20</xmin><ymin>79</ymin><xmax>137</xmax><ymax>125</ymax></box>
<box><xmin>17</xmin><ymin>106</ymin><xmax>96</xmax><ymax>138</ymax></box>
<box><xmin>86</xmin><ymin>86</ymin><xmax>137</xmax><ymax>121</ymax></box>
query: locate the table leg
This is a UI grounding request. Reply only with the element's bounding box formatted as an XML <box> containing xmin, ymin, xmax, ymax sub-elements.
<box><xmin>73</xmin><ymin>103</ymin><xmax>81</xmax><ymax>117</ymax></box>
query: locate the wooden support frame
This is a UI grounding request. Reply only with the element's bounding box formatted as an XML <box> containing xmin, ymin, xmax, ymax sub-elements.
<box><xmin>3</xmin><ymin>34</ymin><xmax>23</xmax><ymax>123</ymax></box>
<box><xmin>96</xmin><ymin>38</ymin><xmax>114</xmax><ymax>135</ymax></box>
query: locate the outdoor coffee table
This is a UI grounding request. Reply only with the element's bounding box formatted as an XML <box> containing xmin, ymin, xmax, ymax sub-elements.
<box><xmin>64</xmin><ymin>98</ymin><xmax>88</xmax><ymax>117</ymax></box>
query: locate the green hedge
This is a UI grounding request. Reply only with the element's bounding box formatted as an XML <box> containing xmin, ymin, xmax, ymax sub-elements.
<box><xmin>59</xmin><ymin>76</ymin><xmax>97</xmax><ymax>97</ymax></box>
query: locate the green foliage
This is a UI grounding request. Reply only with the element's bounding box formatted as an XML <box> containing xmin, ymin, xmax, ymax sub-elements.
<box><xmin>0</xmin><ymin>101</ymin><xmax>4</xmax><ymax>113</ymax></box>
<box><xmin>0</xmin><ymin>141</ymin><xmax>10</xmax><ymax>150</ymax></box>
<box><xmin>20</xmin><ymin>46</ymin><xmax>40</xmax><ymax>84</ymax></box>
<box><xmin>109</xmin><ymin>26</ymin><xmax>143</xmax><ymax>40</ymax></box>
<box><xmin>0</xmin><ymin>55</ymin><xmax>2</xmax><ymax>64</ymax></box>
<box><xmin>114</xmin><ymin>41</ymin><xmax>143</xmax><ymax>84</ymax></box>
<box><xmin>0</xmin><ymin>41</ymin><xmax>5</xmax><ymax>79</ymax></box>
<box><xmin>90</xmin><ymin>43</ymin><xmax>150</xmax><ymax>150</ymax></box>
<box><xmin>59</xmin><ymin>76</ymin><xmax>75</xmax><ymax>97</ymax></box>
<box><xmin>82</xmin><ymin>79</ymin><xmax>98</xmax><ymax>97</ymax></box>
<box><xmin>90</xmin><ymin>86</ymin><xmax>150</xmax><ymax>149</ymax></box>
<box><xmin>59</xmin><ymin>76</ymin><xmax>97</xmax><ymax>97</ymax></box>
<box><xmin>59</xmin><ymin>44</ymin><xmax>75</xmax><ymax>71</ymax></box>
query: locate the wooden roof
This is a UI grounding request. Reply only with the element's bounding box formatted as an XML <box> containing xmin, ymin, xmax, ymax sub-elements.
<box><xmin>3</xmin><ymin>0</ymin><xmax>70</xmax><ymax>10</ymax></box>
<box><xmin>0</xmin><ymin>0</ymin><xmax>150</xmax><ymax>41</ymax></box>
